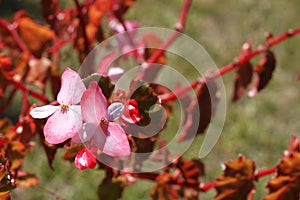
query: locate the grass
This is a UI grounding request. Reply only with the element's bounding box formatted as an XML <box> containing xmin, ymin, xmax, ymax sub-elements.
<box><xmin>1</xmin><ymin>0</ymin><xmax>300</xmax><ymax>199</ymax></box>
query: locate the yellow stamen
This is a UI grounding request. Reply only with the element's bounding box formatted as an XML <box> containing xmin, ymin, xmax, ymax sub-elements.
<box><xmin>100</xmin><ymin>117</ymin><xmax>108</xmax><ymax>126</ymax></box>
<box><xmin>61</xmin><ymin>103</ymin><xmax>69</xmax><ymax>113</ymax></box>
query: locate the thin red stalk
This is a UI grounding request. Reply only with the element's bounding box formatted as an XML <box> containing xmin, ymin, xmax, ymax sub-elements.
<box><xmin>11</xmin><ymin>79</ymin><xmax>50</xmax><ymax>104</ymax></box>
<box><xmin>176</xmin><ymin>0</ymin><xmax>192</xmax><ymax>31</ymax></box>
<box><xmin>255</xmin><ymin>166</ymin><xmax>277</xmax><ymax>179</ymax></box>
<box><xmin>74</xmin><ymin>0</ymin><xmax>90</xmax><ymax>55</ymax></box>
<box><xmin>125</xmin><ymin>166</ymin><xmax>276</xmax><ymax>192</ymax></box>
<box><xmin>210</xmin><ymin>28</ymin><xmax>300</xmax><ymax>80</ymax></box>
<box><xmin>160</xmin><ymin>28</ymin><xmax>300</xmax><ymax>103</ymax></box>
<box><xmin>136</xmin><ymin>0</ymin><xmax>192</xmax><ymax>80</ymax></box>
<box><xmin>108</xmin><ymin>14</ymin><xmax>135</xmax><ymax>47</ymax></box>
<box><xmin>0</xmin><ymin>18</ymin><xmax>30</xmax><ymax>53</ymax></box>
<box><xmin>159</xmin><ymin>79</ymin><xmax>200</xmax><ymax>103</ymax></box>
<box><xmin>200</xmin><ymin>181</ymin><xmax>216</xmax><ymax>192</ymax></box>
<box><xmin>0</xmin><ymin>88</ymin><xmax>17</xmax><ymax>114</ymax></box>
<box><xmin>20</xmin><ymin>91</ymin><xmax>29</xmax><ymax>121</ymax></box>
<box><xmin>128</xmin><ymin>172</ymin><xmax>159</xmax><ymax>181</ymax></box>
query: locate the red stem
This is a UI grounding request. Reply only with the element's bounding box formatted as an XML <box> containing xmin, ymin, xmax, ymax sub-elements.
<box><xmin>159</xmin><ymin>80</ymin><xmax>200</xmax><ymax>103</ymax></box>
<box><xmin>136</xmin><ymin>0</ymin><xmax>192</xmax><ymax>80</ymax></box>
<box><xmin>74</xmin><ymin>0</ymin><xmax>90</xmax><ymax>55</ymax></box>
<box><xmin>124</xmin><ymin>166</ymin><xmax>276</xmax><ymax>192</ymax></box>
<box><xmin>160</xmin><ymin>28</ymin><xmax>300</xmax><ymax>103</ymax></box>
<box><xmin>176</xmin><ymin>0</ymin><xmax>192</xmax><ymax>32</ymax></box>
<box><xmin>255</xmin><ymin>166</ymin><xmax>277</xmax><ymax>179</ymax></box>
<box><xmin>11</xmin><ymin>79</ymin><xmax>50</xmax><ymax>104</ymax></box>
<box><xmin>200</xmin><ymin>181</ymin><xmax>216</xmax><ymax>192</ymax></box>
<box><xmin>0</xmin><ymin>18</ymin><xmax>30</xmax><ymax>54</ymax></box>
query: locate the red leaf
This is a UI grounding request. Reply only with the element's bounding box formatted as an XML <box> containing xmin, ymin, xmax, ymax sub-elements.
<box><xmin>177</xmin><ymin>159</ymin><xmax>204</xmax><ymax>184</ymax></box>
<box><xmin>35</xmin><ymin>119</ymin><xmax>58</xmax><ymax>170</ymax></box>
<box><xmin>16</xmin><ymin>11</ymin><xmax>54</xmax><ymax>57</ymax></box>
<box><xmin>150</xmin><ymin>173</ymin><xmax>179</xmax><ymax>200</ymax></box>
<box><xmin>232</xmin><ymin>41</ymin><xmax>253</xmax><ymax>101</ymax></box>
<box><xmin>264</xmin><ymin>152</ymin><xmax>300</xmax><ymax>200</ymax></box>
<box><xmin>0</xmin><ymin>54</ymin><xmax>13</xmax><ymax>98</ymax></box>
<box><xmin>196</xmin><ymin>81</ymin><xmax>219</xmax><ymax>134</ymax></box>
<box><xmin>16</xmin><ymin>171</ymin><xmax>39</xmax><ymax>188</ymax></box>
<box><xmin>138</xmin><ymin>33</ymin><xmax>167</xmax><ymax>82</ymax></box>
<box><xmin>41</xmin><ymin>0</ymin><xmax>59</xmax><ymax>27</ymax></box>
<box><xmin>98</xmin><ymin>171</ymin><xmax>126</xmax><ymax>200</ymax></box>
<box><xmin>248</xmin><ymin>50</ymin><xmax>276</xmax><ymax>97</ymax></box>
<box><xmin>214</xmin><ymin>155</ymin><xmax>255</xmax><ymax>200</ymax></box>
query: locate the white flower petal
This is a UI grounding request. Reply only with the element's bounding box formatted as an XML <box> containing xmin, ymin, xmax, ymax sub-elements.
<box><xmin>30</xmin><ymin>105</ymin><xmax>59</xmax><ymax>119</ymax></box>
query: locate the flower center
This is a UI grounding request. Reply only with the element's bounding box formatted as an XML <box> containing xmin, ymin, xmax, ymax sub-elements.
<box><xmin>60</xmin><ymin>103</ymin><xmax>69</xmax><ymax>113</ymax></box>
<box><xmin>100</xmin><ymin>117</ymin><xmax>108</xmax><ymax>126</ymax></box>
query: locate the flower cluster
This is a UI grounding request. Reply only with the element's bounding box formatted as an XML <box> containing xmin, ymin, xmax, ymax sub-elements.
<box><xmin>30</xmin><ymin>68</ymin><xmax>132</xmax><ymax>170</ymax></box>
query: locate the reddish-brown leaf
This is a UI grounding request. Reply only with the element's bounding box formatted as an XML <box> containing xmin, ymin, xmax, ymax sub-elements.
<box><xmin>177</xmin><ymin>159</ymin><xmax>205</xmax><ymax>184</ymax></box>
<box><xmin>111</xmin><ymin>0</ymin><xmax>135</xmax><ymax>18</ymax></box>
<box><xmin>7</xmin><ymin>141</ymin><xmax>26</xmax><ymax>171</ymax></box>
<box><xmin>98</xmin><ymin>172</ymin><xmax>126</xmax><ymax>200</ymax></box>
<box><xmin>288</xmin><ymin>136</ymin><xmax>300</xmax><ymax>153</ymax></box>
<box><xmin>214</xmin><ymin>155</ymin><xmax>255</xmax><ymax>200</ymax></box>
<box><xmin>196</xmin><ymin>81</ymin><xmax>219</xmax><ymax>134</ymax></box>
<box><xmin>0</xmin><ymin>54</ymin><xmax>13</xmax><ymax>98</ymax></box>
<box><xmin>16</xmin><ymin>171</ymin><xmax>39</xmax><ymax>188</ymax></box>
<box><xmin>139</xmin><ymin>33</ymin><xmax>167</xmax><ymax>82</ymax></box>
<box><xmin>0</xmin><ymin>157</ymin><xmax>16</xmax><ymax>193</ymax></box>
<box><xmin>232</xmin><ymin>41</ymin><xmax>253</xmax><ymax>101</ymax></box>
<box><xmin>41</xmin><ymin>0</ymin><xmax>59</xmax><ymax>27</ymax></box>
<box><xmin>15</xmin><ymin>11</ymin><xmax>54</xmax><ymax>57</ymax></box>
<box><xmin>264</xmin><ymin>140</ymin><xmax>300</xmax><ymax>200</ymax></box>
<box><xmin>177</xmin><ymin>80</ymin><xmax>219</xmax><ymax>141</ymax></box>
<box><xmin>150</xmin><ymin>173</ymin><xmax>179</xmax><ymax>200</ymax></box>
<box><xmin>232</xmin><ymin>63</ymin><xmax>253</xmax><ymax>101</ymax></box>
<box><xmin>248</xmin><ymin>50</ymin><xmax>276</xmax><ymax>97</ymax></box>
<box><xmin>19</xmin><ymin>116</ymin><xmax>36</xmax><ymax>147</ymax></box>
<box><xmin>62</xmin><ymin>143</ymin><xmax>83</xmax><ymax>162</ymax></box>
<box><xmin>0</xmin><ymin>191</ymin><xmax>10</xmax><ymax>200</ymax></box>
<box><xmin>35</xmin><ymin>119</ymin><xmax>58</xmax><ymax>169</ymax></box>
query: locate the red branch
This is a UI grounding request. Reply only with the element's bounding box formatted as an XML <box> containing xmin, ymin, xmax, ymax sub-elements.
<box><xmin>159</xmin><ymin>28</ymin><xmax>300</xmax><ymax>103</ymax></box>
<box><xmin>0</xmin><ymin>18</ymin><xmax>30</xmax><ymax>54</ymax></box>
<box><xmin>136</xmin><ymin>0</ymin><xmax>192</xmax><ymax>80</ymax></box>
<box><xmin>11</xmin><ymin>79</ymin><xmax>50</xmax><ymax>104</ymax></box>
<box><xmin>74</xmin><ymin>0</ymin><xmax>90</xmax><ymax>55</ymax></box>
<box><xmin>125</xmin><ymin>166</ymin><xmax>277</xmax><ymax>192</ymax></box>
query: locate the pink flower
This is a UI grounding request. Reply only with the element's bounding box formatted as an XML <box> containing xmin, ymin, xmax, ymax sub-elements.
<box><xmin>75</xmin><ymin>148</ymin><xmax>96</xmax><ymax>170</ymax></box>
<box><xmin>75</xmin><ymin>81</ymin><xmax>131</xmax><ymax>157</ymax></box>
<box><xmin>30</xmin><ymin>68</ymin><xmax>86</xmax><ymax>144</ymax></box>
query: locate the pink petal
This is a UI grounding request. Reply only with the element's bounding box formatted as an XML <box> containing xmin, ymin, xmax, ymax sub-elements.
<box><xmin>94</xmin><ymin>122</ymin><xmax>130</xmax><ymax>157</ymax></box>
<box><xmin>44</xmin><ymin>109</ymin><xmax>82</xmax><ymax>144</ymax></box>
<box><xmin>30</xmin><ymin>105</ymin><xmax>59</xmax><ymax>119</ymax></box>
<box><xmin>81</xmin><ymin>81</ymin><xmax>107</xmax><ymax>123</ymax></box>
<box><xmin>57</xmin><ymin>68</ymin><xmax>86</xmax><ymax>105</ymax></box>
<box><xmin>97</xmin><ymin>52</ymin><xmax>115</xmax><ymax>75</ymax></box>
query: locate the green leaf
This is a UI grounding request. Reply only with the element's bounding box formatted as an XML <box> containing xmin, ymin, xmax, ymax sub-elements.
<box><xmin>82</xmin><ymin>74</ymin><xmax>115</xmax><ymax>99</ymax></box>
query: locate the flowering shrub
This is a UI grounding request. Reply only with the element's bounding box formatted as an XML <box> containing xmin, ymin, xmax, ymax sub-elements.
<box><xmin>0</xmin><ymin>0</ymin><xmax>300</xmax><ymax>199</ymax></box>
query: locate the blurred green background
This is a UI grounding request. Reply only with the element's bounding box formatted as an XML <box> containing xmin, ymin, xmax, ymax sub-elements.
<box><xmin>1</xmin><ymin>0</ymin><xmax>300</xmax><ymax>199</ymax></box>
